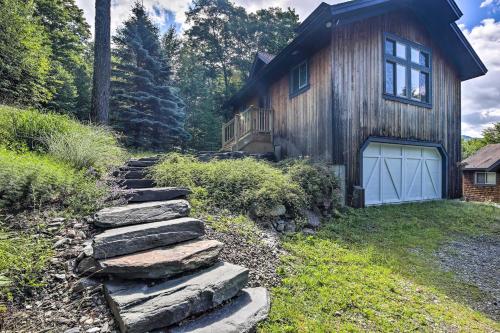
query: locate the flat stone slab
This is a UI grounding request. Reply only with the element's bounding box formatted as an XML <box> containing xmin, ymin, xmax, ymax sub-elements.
<box><xmin>128</xmin><ymin>187</ymin><xmax>191</xmax><ymax>203</ymax></box>
<box><xmin>104</xmin><ymin>262</ymin><xmax>249</xmax><ymax>333</ymax></box>
<box><xmin>167</xmin><ymin>288</ymin><xmax>270</xmax><ymax>333</ymax></box>
<box><xmin>119</xmin><ymin>179</ymin><xmax>156</xmax><ymax>189</ymax></box>
<box><xmin>94</xmin><ymin>200</ymin><xmax>190</xmax><ymax>228</ymax></box>
<box><xmin>121</xmin><ymin>170</ymin><xmax>147</xmax><ymax>179</ymax></box>
<box><xmin>93</xmin><ymin>217</ymin><xmax>204</xmax><ymax>259</ymax></box>
<box><xmin>127</xmin><ymin>160</ymin><xmax>157</xmax><ymax>167</ymax></box>
<box><xmin>94</xmin><ymin>239</ymin><xmax>223</xmax><ymax>279</ymax></box>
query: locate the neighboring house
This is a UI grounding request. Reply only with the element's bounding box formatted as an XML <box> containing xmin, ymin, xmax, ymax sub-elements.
<box><xmin>222</xmin><ymin>0</ymin><xmax>487</xmax><ymax>207</ymax></box>
<box><xmin>462</xmin><ymin>144</ymin><xmax>500</xmax><ymax>203</ymax></box>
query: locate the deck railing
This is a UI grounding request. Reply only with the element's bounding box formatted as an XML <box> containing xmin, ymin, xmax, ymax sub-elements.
<box><xmin>222</xmin><ymin>106</ymin><xmax>273</xmax><ymax>149</ymax></box>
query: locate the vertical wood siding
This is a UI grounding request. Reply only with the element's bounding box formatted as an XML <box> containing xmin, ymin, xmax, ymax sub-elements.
<box><xmin>331</xmin><ymin>10</ymin><xmax>462</xmax><ymax>202</ymax></box>
<box><xmin>269</xmin><ymin>45</ymin><xmax>333</xmax><ymax>161</ymax></box>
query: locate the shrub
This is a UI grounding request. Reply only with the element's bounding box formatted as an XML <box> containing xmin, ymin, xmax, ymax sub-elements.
<box><xmin>150</xmin><ymin>154</ymin><xmax>307</xmax><ymax>218</ymax></box>
<box><xmin>279</xmin><ymin>159</ymin><xmax>341</xmax><ymax>212</ymax></box>
<box><xmin>0</xmin><ymin>105</ymin><xmax>125</xmax><ymax>172</ymax></box>
<box><xmin>0</xmin><ymin>148</ymin><xmax>108</xmax><ymax>214</ymax></box>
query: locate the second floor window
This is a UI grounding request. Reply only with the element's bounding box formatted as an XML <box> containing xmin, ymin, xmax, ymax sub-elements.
<box><xmin>384</xmin><ymin>33</ymin><xmax>432</xmax><ymax>107</ymax></box>
<box><xmin>290</xmin><ymin>60</ymin><xmax>309</xmax><ymax>97</ymax></box>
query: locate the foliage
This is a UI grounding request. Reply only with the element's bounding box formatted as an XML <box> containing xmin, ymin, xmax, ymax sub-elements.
<box><xmin>0</xmin><ymin>148</ymin><xmax>108</xmax><ymax>214</ymax></box>
<box><xmin>0</xmin><ymin>105</ymin><xmax>125</xmax><ymax>171</ymax></box>
<box><xmin>462</xmin><ymin>122</ymin><xmax>500</xmax><ymax>159</ymax></box>
<box><xmin>45</xmin><ymin>126</ymin><xmax>125</xmax><ymax>172</ymax></box>
<box><xmin>0</xmin><ymin>0</ymin><xmax>51</xmax><ymax>107</ymax></box>
<box><xmin>150</xmin><ymin>154</ymin><xmax>307</xmax><ymax>218</ymax></box>
<box><xmin>262</xmin><ymin>201</ymin><xmax>500</xmax><ymax>332</ymax></box>
<box><xmin>111</xmin><ymin>3</ymin><xmax>189</xmax><ymax>150</ymax></box>
<box><xmin>482</xmin><ymin>122</ymin><xmax>500</xmax><ymax>144</ymax></box>
<box><xmin>462</xmin><ymin>138</ymin><xmax>487</xmax><ymax>159</ymax></box>
<box><xmin>279</xmin><ymin>159</ymin><xmax>340</xmax><ymax>212</ymax></box>
<box><xmin>0</xmin><ymin>0</ymin><xmax>91</xmax><ymax>117</ymax></box>
<box><xmin>34</xmin><ymin>0</ymin><xmax>92</xmax><ymax>117</ymax></box>
<box><xmin>0</xmin><ymin>228</ymin><xmax>52</xmax><ymax>301</ymax></box>
<box><xmin>175</xmin><ymin>0</ymin><xmax>299</xmax><ymax>149</ymax></box>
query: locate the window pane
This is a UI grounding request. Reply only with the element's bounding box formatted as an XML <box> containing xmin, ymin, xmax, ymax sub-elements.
<box><xmin>396</xmin><ymin>42</ymin><xmax>406</xmax><ymax>59</ymax></box>
<box><xmin>299</xmin><ymin>63</ymin><xmax>307</xmax><ymax>88</ymax></box>
<box><xmin>411</xmin><ymin>69</ymin><xmax>420</xmax><ymax>100</ymax></box>
<box><xmin>487</xmin><ymin>172</ymin><xmax>497</xmax><ymax>184</ymax></box>
<box><xmin>386</xmin><ymin>39</ymin><xmax>395</xmax><ymax>56</ymax></box>
<box><xmin>385</xmin><ymin>62</ymin><xmax>395</xmax><ymax>95</ymax></box>
<box><xmin>476</xmin><ymin>173</ymin><xmax>486</xmax><ymax>184</ymax></box>
<box><xmin>396</xmin><ymin>64</ymin><xmax>407</xmax><ymax>97</ymax></box>
<box><xmin>411</xmin><ymin>48</ymin><xmax>419</xmax><ymax>64</ymax></box>
<box><xmin>420</xmin><ymin>72</ymin><xmax>429</xmax><ymax>102</ymax></box>
<box><xmin>420</xmin><ymin>52</ymin><xmax>429</xmax><ymax>67</ymax></box>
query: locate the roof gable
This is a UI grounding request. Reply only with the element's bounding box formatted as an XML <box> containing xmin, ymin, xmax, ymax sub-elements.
<box><xmin>462</xmin><ymin>144</ymin><xmax>500</xmax><ymax>171</ymax></box>
<box><xmin>228</xmin><ymin>0</ymin><xmax>487</xmax><ymax>107</ymax></box>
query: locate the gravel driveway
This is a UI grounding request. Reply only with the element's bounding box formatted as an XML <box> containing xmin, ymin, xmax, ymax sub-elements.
<box><xmin>436</xmin><ymin>235</ymin><xmax>499</xmax><ymax>320</ymax></box>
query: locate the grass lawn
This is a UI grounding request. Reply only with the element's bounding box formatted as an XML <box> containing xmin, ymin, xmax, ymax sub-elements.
<box><xmin>261</xmin><ymin>201</ymin><xmax>500</xmax><ymax>332</ymax></box>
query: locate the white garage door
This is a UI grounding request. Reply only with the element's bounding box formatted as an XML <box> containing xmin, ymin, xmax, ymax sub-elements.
<box><xmin>363</xmin><ymin>142</ymin><xmax>442</xmax><ymax>206</ymax></box>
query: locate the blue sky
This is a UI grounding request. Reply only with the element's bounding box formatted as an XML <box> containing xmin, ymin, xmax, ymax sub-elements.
<box><xmin>77</xmin><ymin>0</ymin><xmax>500</xmax><ymax>137</ymax></box>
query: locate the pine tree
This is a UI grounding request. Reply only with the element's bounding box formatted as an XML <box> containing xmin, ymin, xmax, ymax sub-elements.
<box><xmin>111</xmin><ymin>3</ymin><xmax>189</xmax><ymax>150</ymax></box>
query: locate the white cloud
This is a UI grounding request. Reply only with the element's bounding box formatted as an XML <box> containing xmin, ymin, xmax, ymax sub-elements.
<box><xmin>480</xmin><ymin>0</ymin><xmax>494</xmax><ymax>8</ymax></box>
<box><xmin>461</xmin><ymin>19</ymin><xmax>500</xmax><ymax>137</ymax></box>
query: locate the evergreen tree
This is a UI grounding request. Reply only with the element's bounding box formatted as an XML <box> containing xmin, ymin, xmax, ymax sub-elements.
<box><xmin>0</xmin><ymin>0</ymin><xmax>51</xmax><ymax>106</ymax></box>
<box><xmin>34</xmin><ymin>0</ymin><xmax>92</xmax><ymax>116</ymax></box>
<box><xmin>111</xmin><ymin>3</ymin><xmax>189</xmax><ymax>150</ymax></box>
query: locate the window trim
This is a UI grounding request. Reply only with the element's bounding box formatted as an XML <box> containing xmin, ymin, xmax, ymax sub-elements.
<box><xmin>474</xmin><ymin>172</ymin><xmax>497</xmax><ymax>186</ymax></box>
<box><xmin>383</xmin><ymin>33</ymin><xmax>433</xmax><ymax>109</ymax></box>
<box><xmin>289</xmin><ymin>60</ymin><xmax>310</xmax><ymax>98</ymax></box>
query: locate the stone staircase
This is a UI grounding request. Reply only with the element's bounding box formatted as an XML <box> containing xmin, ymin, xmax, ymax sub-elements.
<box><xmin>77</xmin><ymin>157</ymin><xmax>270</xmax><ymax>333</ymax></box>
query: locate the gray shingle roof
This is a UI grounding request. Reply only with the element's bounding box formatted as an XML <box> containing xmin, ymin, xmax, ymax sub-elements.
<box><xmin>462</xmin><ymin>144</ymin><xmax>500</xmax><ymax>171</ymax></box>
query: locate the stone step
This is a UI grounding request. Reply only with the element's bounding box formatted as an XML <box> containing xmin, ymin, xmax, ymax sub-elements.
<box><xmin>119</xmin><ymin>179</ymin><xmax>156</xmax><ymax>189</ymax></box>
<box><xmin>119</xmin><ymin>170</ymin><xmax>147</xmax><ymax>180</ymax></box>
<box><xmin>128</xmin><ymin>187</ymin><xmax>191</xmax><ymax>203</ymax></box>
<box><xmin>127</xmin><ymin>160</ymin><xmax>157</xmax><ymax>167</ymax></box>
<box><xmin>88</xmin><ymin>239</ymin><xmax>223</xmax><ymax>279</ymax></box>
<box><xmin>167</xmin><ymin>288</ymin><xmax>270</xmax><ymax>333</ymax></box>
<box><xmin>93</xmin><ymin>217</ymin><xmax>204</xmax><ymax>259</ymax></box>
<box><xmin>104</xmin><ymin>262</ymin><xmax>249</xmax><ymax>333</ymax></box>
<box><xmin>94</xmin><ymin>200</ymin><xmax>190</xmax><ymax>228</ymax></box>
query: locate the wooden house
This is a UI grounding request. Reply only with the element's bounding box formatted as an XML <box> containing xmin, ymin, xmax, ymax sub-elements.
<box><xmin>462</xmin><ymin>144</ymin><xmax>500</xmax><ymax>203</ymax></box>
<box><xmin>222</xmin><ymin>0</ymin><xmax>487</xmax><ymax>206</ymax></box>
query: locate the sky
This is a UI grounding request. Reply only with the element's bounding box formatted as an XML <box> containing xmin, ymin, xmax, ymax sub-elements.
<box><xmin>76</xmin><ymin>0</ymin><xmax>500</xmax><ymax>137</ymax></box>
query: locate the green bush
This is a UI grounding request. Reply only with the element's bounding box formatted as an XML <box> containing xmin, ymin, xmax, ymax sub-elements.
<box><xmin>0</xmin><ymin>147</ymin><xmax>108</xmax><ymax>214</ymax></box>
<box><xmin>0</xmin><ymin>105</ymin><xmax>125</xmax><ymax>171</ymax></box>
<box><xmin>150</xmin><ymin>154</ymin><xmax>307</xmax><ymax>218</ymax></box>
<box><xmin>279</xmin><ymin>159</ymin><xmax>341</xmax><ymax>211</ymax></box>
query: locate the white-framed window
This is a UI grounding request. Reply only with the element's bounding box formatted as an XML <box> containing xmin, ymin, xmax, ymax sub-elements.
<box><xmin>289</xmin><ymin>60</ymin><xmax>309</xmax><ymax>97</ymax></box>
<box><xmin>475</xmin><ymin>172</ymin><xmax>497</xmax><ymax>185</ymax></box>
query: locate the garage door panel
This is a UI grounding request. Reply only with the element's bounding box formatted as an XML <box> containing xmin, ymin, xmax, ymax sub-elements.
<box><xmin>363</xmin><ymin>157</ymin><xmax>381</xmax><ymax>204</ymax></box>
<box><xmin>363</xmin><ymin>142</ymin><xmax>442</xmax><ymax>206</ymax></box>
<box><xmin>382</xmin><ymin>158</ymin><xmax>402</xmax><ymax>202</ymax></box>
<box><xmin>405</xmin><ymin>159</ymin><xmax>422</xmax><ymax>200</ymax></box>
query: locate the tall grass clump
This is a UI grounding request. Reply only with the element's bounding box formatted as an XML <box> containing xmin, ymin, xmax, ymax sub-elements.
<box><xmin>0</xmin><ymin>147</ymin><xmax>107</xmax><ymax>214</ymax></box>
<box><xmin>150</xmin><ymin>154</ymin><xmax>307</xmax><ymax>218</ymax></box>
<box><xmin>0</xmin><ymin>229</ymin><xmax>52</xmax><ymax>301</ymax></box>
<box><xmin>0</xmin><ymin>105</ymin><xmax>126</xmax><ymax>172</ymax></box>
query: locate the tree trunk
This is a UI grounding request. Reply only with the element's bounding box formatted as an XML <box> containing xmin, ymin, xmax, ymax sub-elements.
<box><xmin>91</xmin><ymin>0</ymin><xmax>111</xmax><ymax>124</ymax></box>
